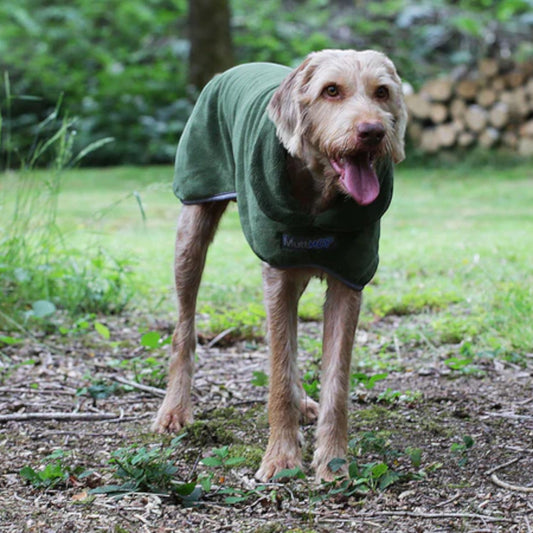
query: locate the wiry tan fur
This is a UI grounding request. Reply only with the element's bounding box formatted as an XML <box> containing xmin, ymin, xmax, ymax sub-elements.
<box><xmin>153</xmin><ymin>49</ymin><xmax>407</xmax><ymax>482</ymax></box>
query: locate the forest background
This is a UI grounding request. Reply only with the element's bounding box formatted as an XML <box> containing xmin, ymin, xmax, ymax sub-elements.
<box><xmin>1</xmin><ymin>0</ymin><xmax>533</xmax><ymax>169</ymax></box>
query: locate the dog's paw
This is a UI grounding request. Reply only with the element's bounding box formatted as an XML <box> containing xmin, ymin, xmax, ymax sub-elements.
<box><xmin>312</xmin><ymin>448</ymin><xmax>348</xmax><ymax>483</ymax></box>
<box><xmin>255</xmin><ymin>456</ymin><xmax>303</xmax><ymax>482</ymax></box>
<box><xmin>152</xmin><ymin>405</ymin><xmax>193</xmax><ymax>433</ymax></box>
<box><xmin>255</xmin><ymin>441</ymin><xmax>303</xmax><ymax>482</ymax></box>
<box><xmin>299</xmin><ymin>396</ymin><xmax>319</xmax><ymax>424</ymax></box>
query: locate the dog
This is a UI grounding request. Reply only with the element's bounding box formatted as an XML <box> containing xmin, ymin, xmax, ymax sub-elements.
<box><xmin>153</xmin><ymin>49</ymin><xmax>407</xmax><ymax>482</ymax></box>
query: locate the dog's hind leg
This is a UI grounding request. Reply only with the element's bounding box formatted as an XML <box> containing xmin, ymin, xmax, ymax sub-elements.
<box><xmin>153</xmin><ymin>200</ymin><xmax>228</xmax><ymax>433</ymax></box>
<box><xmin>256</xmin><ymin>266</ymin><xmax>310</xmax><ymax>481</ymax></box>
<box><xmin>312</xmin><ymin>276</ymin><xmax>361</xmax><ymax>481</ymax></box>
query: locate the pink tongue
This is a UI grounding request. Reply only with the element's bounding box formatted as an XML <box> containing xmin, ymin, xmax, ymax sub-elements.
<box><xmin>331</xmin><ymin>155</ymin><xmax>380</xmax><ymax>206</ymax></box>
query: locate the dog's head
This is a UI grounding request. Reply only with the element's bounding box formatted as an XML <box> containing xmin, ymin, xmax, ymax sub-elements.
<box><xmin>268</xmin><ymin>49</ymin><xmax>407</xmax><ymax>206</ymax></box>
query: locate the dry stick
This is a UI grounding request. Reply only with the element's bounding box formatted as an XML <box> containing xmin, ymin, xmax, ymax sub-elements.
<box><xmin>0</xmin><ymin>387</ymin><xmax>78</xmax><ymax>396</ymax></box>
<box><xmin>313</xmin><ymin>510</ymin><xmax>515</xmax><ymax>524</ymax></box>
<box><xmin>206</xmin><ymin>327</ymin><xmax>237</xmax><ymax>349</ymax></box>
<box><xmin>485</xmin><ymin>457</ymin><xmax>521</xmax><ymax>476</ymax></box>
<box><xmin>111</xmin><ymin>375</ymin><xmax>165</xmax><ymax>397</ymax></box>
<box><xmin>0</xmin><ymin>410</ymin><xmax>151</xmax><ymax>423</ymax></box>
<box><xmin>486</xmin><ymin>457</ymin><xmax>533</xmax><ymax>493</ymax></box>
<box><xmin>0</xmin><ymin>412</ymin><xmax>120</xmax><ymax>422</ymax></box>
<box><xmin>490</xmin><ymin>474</ymin><xmax>533</xmax><ymax>493</ymax></box>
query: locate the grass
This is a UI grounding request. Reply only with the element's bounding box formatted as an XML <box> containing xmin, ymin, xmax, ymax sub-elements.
<box><xmin>1</xmin><ymin>162</ymin><xmax>532</xmax><ymax>358</ymax></box>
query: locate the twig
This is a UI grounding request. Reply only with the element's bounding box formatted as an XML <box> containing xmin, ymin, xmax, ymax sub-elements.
<box><xmin>490</xmin><ymin>473</ymin><xmax>533</xmax><ymax>493</ymax></box>
<box><xmin>206</xmin><ymin>327</ymin><xmax>237</xmax><ymax>349</ymax></box>
<box><xmin>0</xmin><ymin>411</ymin><xmax>122</xmax><ymax>422</ymax></box>
<box><xmin>111</xmin><ymin>375</ymin><xmax>165</xmax><ymax>397</ymax></box>
<box><xmin>485</xmin><ymin>457</ymin><xmax>520</xmax><ymax>476</ymax></box>
<box><xmin>482</xmin><ymin>412</ymin><xmax>533</xmax><ymax>421</ymax></box>
<box><xmin>486</xmin><ymin>457</ymin><xmax>533</xmax><ymax>493</ymax></box>
<box><xmin>502</xmin><ymin>445</ymin><xmax>533</xmax><ymax>454</ymax></box>
<box><xmin>0</xmin><ymin>387</ymin><xmax>78</xmax><ymax>396</ymax></box>
<box><xmin>517</xmin><ymin>397</ymin><xmax>533</xmax><ymax>405</ymax></box>
<box><xmin>320</xmin><ymin>510</ymin><xmax>515</xmax><ymax>523</ymax></box>
<box><xmin>435</xmin><ymin>491</ymin><xmax>461</xmax><ymax>507</ymax></box>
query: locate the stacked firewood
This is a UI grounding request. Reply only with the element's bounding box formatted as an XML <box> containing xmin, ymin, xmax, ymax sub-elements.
<box><xmin>406</xmin><ymin>58</ymin><xmax>533</xmax><ymax>156</ymax></box>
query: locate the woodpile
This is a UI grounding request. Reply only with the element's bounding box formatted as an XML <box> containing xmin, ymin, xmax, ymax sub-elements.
<box><xmin>406</xmin><ymin>58</ymin><xmax>533</xmax><ymax>156</ymax></box>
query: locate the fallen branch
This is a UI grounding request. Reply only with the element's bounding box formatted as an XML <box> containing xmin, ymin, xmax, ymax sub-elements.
<box><xmin>485</xmin><ymin>457</ymin><xmax>520</xmax><ymax>476</ymax></box>
<box><xmin>485</xmin><ymin>457</ymin><xmax>533</xmax><ymax>493</ymax></box>
<box><xmin>206</xmin><ymin>327</ymin><xmax>237</xmax><ymax>349</ymax></box>
<box><xmin>482</xmin><ymin>412</ymin><xmax>533</xmax><ymax>421</ymax></box>
<box><xmin>0</xmin><ymin>387</ymin><xmax>78</xmax><ymax>396</ymax></box>
<box><xmin>0</xmin><ymin>411</ymin><xmax>122</xmax><ymax>422</ymax></box>
<box><xmin>111</xmin><ymin>375</ymin><xmax>165</xmax><ymax>397</ymax></box>
<box><xmin>311</xmin><ymin>510</ymin><xmax>515</xmax><ymax>524</ymax></box>
<box><xmin>490</xmin><ymin>473</ymin><xmax>533</xmax><ymax>493</ymax></box>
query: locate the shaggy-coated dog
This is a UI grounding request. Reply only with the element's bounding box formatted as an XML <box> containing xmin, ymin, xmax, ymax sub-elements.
<box><xmin>153</xmin><ymin>49</ymin><xmax>407</xmax><ymax>482</ymax></box>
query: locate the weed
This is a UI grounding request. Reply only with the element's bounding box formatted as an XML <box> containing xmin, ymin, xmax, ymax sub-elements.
<box><xmin>450</xmin><ymin>435</ymin><xmax>475</xmax><ymax>467</ymax></box>
<box><xmin>316</xmin><ymin>431</ymin><xmax>426</xmax><ymax>501</ymax></box>
<box><xmin>351</xmin><ymin>371</ymin><xmax>389</xmax><ymax>390</ymax></box>
<box><xmin>0</xmin><ymin>100</ymin><xmax>132</xmax><ymax>329</ymax></box>
<box><xmin>377</xmin><ymin>388</ymin><xmax>422</xmax><ymax>404</ymax></box>
<box><xmin>200</xmin><ymin>445</ymin><xmax>246</xmax><ymax>469</ymax></box>
<box><xmin>251</xmin><ymin>370</ymin><xmax>268</xmax><ymax>387</ymax></box>
<box><xmin>76</xmin><ymin>381</ymin><xmax>121</xmax><ymax>403</ymax></box>
<box><xmin>444</xmin><ymin>342</ymin><xmax>486</xmax><ymax>376</ymax></box>
<box><xmin>20</xmin><ymin>449</ymin><xmax>81</xmax><ymax>489</ymax></box>
<box><xmin>91</xmin><ymin>435</ymin><xmax>202</xmax><ymax>504</ymax></box>
<box><xmin>197</xmin><ymin>303</ymin><xmax>265</xmax><ymax>342</ymax></box>
<box><xmin>199</xmin><ymin>445</ymin><xmax>247</xmax><ymax>497</ymax></box>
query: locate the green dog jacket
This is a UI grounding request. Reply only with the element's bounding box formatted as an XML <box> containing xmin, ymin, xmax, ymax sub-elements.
<box><xmin>173</xmin><ymin>63</ymin><xmax>394</xmax><ymax>290</ymax></box>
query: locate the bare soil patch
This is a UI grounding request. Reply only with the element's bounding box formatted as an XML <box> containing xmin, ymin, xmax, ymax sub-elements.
<box><xmin>1</xmin><ymin>315</ymin><xmax>532</xmax><ymax>532</ymax></box>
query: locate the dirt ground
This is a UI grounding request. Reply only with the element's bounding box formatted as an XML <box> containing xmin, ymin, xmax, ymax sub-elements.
<box><xmin>1</xmin><ymin>314</ymin><xmax>532</xmax><ymax>533</ymax></box>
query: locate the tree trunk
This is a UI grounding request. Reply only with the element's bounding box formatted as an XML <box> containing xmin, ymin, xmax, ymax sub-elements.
<box><xmin>188</xmin><ymin>0</ymin><xmax>234</xmax><ymax>90</ymax></box>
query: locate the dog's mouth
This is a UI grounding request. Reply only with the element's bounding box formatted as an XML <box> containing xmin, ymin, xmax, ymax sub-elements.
<box><xmin>330</xmin><ymin>152</ymin><xmax>379</xmax><ymax>206</ymax></box>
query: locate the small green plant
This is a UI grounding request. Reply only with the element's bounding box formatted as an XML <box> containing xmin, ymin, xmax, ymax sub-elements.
<box><xmin>377</xmin><ymin>388</ymin><xmax>422</xmax><ymax>404</ymax></box>
<box><xmin>351</xmin><ymin>372</ymin><xmax>389</xmax><ymax>390</ymax></box>
<box><xmin>450</xmin><ymin>435</ymin><xmax>475</xmax><ymax>466</ymax></box>
<box><xmin>444</xmin><ymin>343</ymin><xmax>485</xmax><ymax>376</ymax></box>
<box><xmin>92</xmin><ymin>435</ymin><xmax>201</xmax><ymax>504</ymax></box>
<box><xmin>251</xmin><ymin>370</ymin><xmax>268</xmax><ymax>387</ymax></box>
<box><xmin>316</xmin><ymin>432</ymin><xmax>425</xmax><ymax>501</ymax></box>
<box><xmin>199</xmin><ymin>445</ymin><xmax>246</xmax><ymax>494</ymax></box>
<box><xmin>200</xmin><ymin>445</ymin><xmax>246</xmax><ymax>470</ymax></box>
<box><xmin>76</xmin><ymin>381</ymin><xmax>121</xmax><ymax>402</ymax></box>
<box><xmin>20</xmin><ymin>449</ymin><xmax>78</xmax><ymax>489</ymax></box>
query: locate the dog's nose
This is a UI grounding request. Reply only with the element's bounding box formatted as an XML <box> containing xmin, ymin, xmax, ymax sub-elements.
<box><xmin>357</xmin><ymin>122</ymin><xmax>385</xmax><ymax>147</ymax></box>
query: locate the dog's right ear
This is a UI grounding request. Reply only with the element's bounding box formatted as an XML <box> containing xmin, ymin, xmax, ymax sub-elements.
<box><xmin>268</xmin><ymin>56</ymin><xmax>315</xmax><ymax>157</ymax></box>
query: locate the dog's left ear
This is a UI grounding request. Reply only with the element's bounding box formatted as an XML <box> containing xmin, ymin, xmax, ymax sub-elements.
<box><xmin>389</xmin><ymin>68</ymin><xmax>408</xmax><ymax>164</ymax></box>
<box><xmin>268</xmin><ymin>56</ymin><xmax>315</xmax><ymax>157</ymax></box>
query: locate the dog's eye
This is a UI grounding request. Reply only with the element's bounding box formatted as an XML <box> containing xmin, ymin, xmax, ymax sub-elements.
<box><xmin>324</xmin><ymin>85</ymin><xmax>340</xmax><ymax>98</ymax></box>
<box><xmin>375</xmin><ymin>85</ymin><xmax>389</xmax><ymax>100</ymax></box>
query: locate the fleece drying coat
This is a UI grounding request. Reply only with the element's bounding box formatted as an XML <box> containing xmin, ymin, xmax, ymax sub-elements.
<box><xmin>173</xmin><ymin>63</ymin><xmax>394</xmax><ymax>290</ymax></box>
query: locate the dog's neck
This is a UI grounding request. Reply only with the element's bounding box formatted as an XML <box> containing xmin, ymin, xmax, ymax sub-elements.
<box><xmin>286</xmin><ymin>153</ymin><xmax>339</xmax><ymax>215</ymax></box>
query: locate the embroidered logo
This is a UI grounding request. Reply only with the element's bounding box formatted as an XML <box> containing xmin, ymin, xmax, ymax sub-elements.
<box><xmin>281</xmin><ymin>234</ymin><xmax>336</xmax><ymax>251</ymax></box>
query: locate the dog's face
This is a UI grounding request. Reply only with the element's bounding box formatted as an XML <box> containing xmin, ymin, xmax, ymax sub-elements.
<box><xmin>268</xmin><ymin>49</ymin><xmax>407</xmax><ymax>206</ymax></box>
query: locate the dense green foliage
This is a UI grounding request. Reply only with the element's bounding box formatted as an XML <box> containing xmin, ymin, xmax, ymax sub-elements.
<box><xmin>1</xmin><ymin>0</ymin><xmax>532</xmax><ymax>167</ymax></box>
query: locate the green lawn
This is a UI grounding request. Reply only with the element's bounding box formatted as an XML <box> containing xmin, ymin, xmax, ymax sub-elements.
<box><xmin>1</xmin><ymin>163</ymin><xmax>532</xmax><ymax>357</ymax></box>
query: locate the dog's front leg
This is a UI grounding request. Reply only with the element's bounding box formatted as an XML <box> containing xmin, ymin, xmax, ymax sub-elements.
<box><xmin>313</xmin><ymin>276</ymin><xmax>361</xmax><ymax>482</ymax></box>
<box><xmin>153</xmin><ymin>202</ymin><xmax>227</xmax><ymax>434</ymax></box>
<box><xmin>256</xmin><ymin>265</ymin><xmax>308</xmax><ymax>481</ymax></box>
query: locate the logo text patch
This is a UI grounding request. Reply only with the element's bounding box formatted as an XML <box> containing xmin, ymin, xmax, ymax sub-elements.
<box><xmin>281</xmin><ymin>234</ymin><xmax>335</xmax><ymax>251</ymax></box>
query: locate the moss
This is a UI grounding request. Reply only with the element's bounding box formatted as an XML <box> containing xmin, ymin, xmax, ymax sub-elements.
<box><xmin>351</xmin><ymin>405</ymin><xmax>399</xmax><ymax>424</ymax></box>
<box><xmin>229</xmin><ymin>444</ymin><xmax>264</xmax><ymax>470</ymax></box>
<box><xmin>185</xmin><ymin>419</ymin><xmax>236</xmax><ymax>447</ymax></box>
